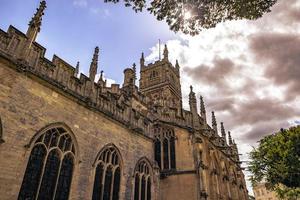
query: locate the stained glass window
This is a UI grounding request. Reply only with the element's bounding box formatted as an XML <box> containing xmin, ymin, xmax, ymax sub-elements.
<box><xmin>18</xmin><ymin>126</ymin><xmax>76</xmax><ymax>200</ymax></box>
<box><xmin>133</xmin><ymin>160</ymin><xmax>152</xmax><ymax>200</ymax></box>
<box><xmin>92</xmin><ymin>145</ymin><xmax>121</xmax><ymax>200</ymax></box>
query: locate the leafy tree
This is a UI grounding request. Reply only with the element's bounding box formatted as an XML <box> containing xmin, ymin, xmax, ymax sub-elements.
<box><xmin>104</xmin><ymin>0</ymin><xmax>278</xmax><ymax>35</ymax></box>
<box><xmin>249</xmin><ymin>126</ymin><xmax>300</xmax><ymax>200</ymax></box>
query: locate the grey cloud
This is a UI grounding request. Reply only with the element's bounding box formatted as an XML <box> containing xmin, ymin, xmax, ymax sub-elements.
<box><xmin>250</xmin><ymin>33</ymin><xmax>300</xmax><ymax>100</ymax></box>
<box><xmin>241</xmin><ymin>120</ymin><xmax>291</xmax><ymax>143</ymax></box>
<box><xmin>184</xmin><ymin>57</ymin><xmax>235</xmax><ymax>86</ymax></box>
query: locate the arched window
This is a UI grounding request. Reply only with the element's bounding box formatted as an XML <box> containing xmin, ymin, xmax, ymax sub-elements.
<box><xmin>133</xmin><ymin>159</ymin><xmax>152</xmax><ymax>200</ymax></box>
<box><xmin>18</xmin><ymin>125</ymin><xmax>76</xmax><ymax>200</ymax></box>
<box><xmin>0</xmin><ymin>116</ymin><xmax>4</xmax><ymax>143</ymax></box>
<box><xmin>92</xmin><ymin>145</ymin><xmax>121</xmax><ymax>200</ymax></box>
<box><xmin>154</xmin><ymin>125</ymin><xmax>176</xmax><ymax>170</ymax></box>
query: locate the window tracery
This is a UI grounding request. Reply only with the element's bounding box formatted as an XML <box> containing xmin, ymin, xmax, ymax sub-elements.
<box><xmin>154</xmin><ymin>125</ymin><xmax>176</xmax><ymax>170</ymax></box>
<box><xmin>133</xmin><ymin>160</ymin><xmax>152</xmax><ymax>200</ymax></box>
<box><xmin>18</xmin><ymin>125</ymin><xmax>76</xmax><ymax>200</ymax></box>
<box><xmin>92</xmin><ymin>145</ymin><xmax>121</xmax><ymax>200</ymax></box>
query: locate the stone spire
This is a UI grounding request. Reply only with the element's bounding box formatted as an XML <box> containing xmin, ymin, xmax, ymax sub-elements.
<box><xmin>89</xmin><ymin>46</ymin><xmax>99</xmax><ymax>82</ymax></box>
<box><xmin>26</xmin><ymin>0</ymin><xmax>47</xmax><ymax>42</ymax></box>
<box><xmin>200</xmin><ymin>96</ymin><xmax>206</xmax><ymax>123</ymax></box>
<box><xmin>74</xmin><ymin>61</ymin><xmax>79</xmax><ymax>77</ymax></box>
<box><xmin>140</xmin><ymin>52</ymin><xmax>145</xmax><ymax>68</ymax></box>
<box><xmin>163</xmin><ymin>44</ymin><xmax>169</xmax><ymax>61</ymax></box>
<box><xmin>212</xmin><ymin>111</ymin><xmax>218</xmax><ymax>134</ymax></box>
<box><xmin>220</xmin><ymin>122</ymin><xmax>227</xmax><ymax>143</ymax></box>
<box><xmin>133</xmin><ymin>63</ymin><xmax>137</xmax><ymax>83</ymax></box>
<box><xmin>228</xmin><ymin>131</ymin><xmax>233</xmax><ymax>145</ymax></box>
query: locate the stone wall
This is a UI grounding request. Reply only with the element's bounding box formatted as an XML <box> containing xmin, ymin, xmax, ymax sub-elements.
<box><xmin>0</xmin><ymin>59</ymin><xmax>157</xmax><ymax>200</ymax></box>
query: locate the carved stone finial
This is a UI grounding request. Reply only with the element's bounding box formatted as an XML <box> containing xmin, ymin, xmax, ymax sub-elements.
<box><xmin>228</xmin><ymin>131</ymin><xmax>233</xmax><ymax>145</ymax></box>
<box><xmin>163</xmin><ymin>44</ymin><xmax>168</xmax><ymax>61</ymax></box>
<box><xmin>26</xmin><ymin>0</ymin><xmax>47</xmax><ymax>41</ymax></box>
<box><xmin>89</xmin><ymin>46</ymin><xmax>99</xmax><ymax>82</ymax></box>
<box><xmin>200</xmin><ymin>96</ymin><xmax>206</xmax><ymax>122</ymax></box>
<box><xmin>212</xmin><ymin>111</ymin><xmax>218</xmax><ymax>134</ymax></box>
<box><xmin>74</xmin><ymin>61</ymin><xmax>79</xmax><ymax>77</ymax></box>
<box><xmin>220</xmin><ymin>122</ymin><xmax>226</xmax><ymax>142</ymax></box>
<box><xmin>175</xmin><ymin>59</ymin><xmax>180</xmax><ymax>69</ymax></box>
<box><xmin>100</xmin><ymin>70</ymin><xmax>104</xmax><ymax>81</ymax></box>
<box><xmin>140</xmin><ymin>52</ymin><xmax>145</xmax><ymax>67</ymax></box>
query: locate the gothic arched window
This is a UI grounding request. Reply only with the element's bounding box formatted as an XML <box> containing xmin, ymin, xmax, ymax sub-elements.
<box><xmin>133</xmin><ymin>159</ymin><xmax>152</xmax><ymax>200</ymax></box>
<box><xmin>154</xmin><ymin>125</ymin><xmax>176</xmax><ymax>170</ymax></box>
<box><xmin>92</xmin><ymin>145</ymin><xmax>121</xmax><ymax>200</ymax></box>
<box><xmin>18</xmin><ymin>125</ymin><xmax>76</xmax><ymax>200</ymax></box>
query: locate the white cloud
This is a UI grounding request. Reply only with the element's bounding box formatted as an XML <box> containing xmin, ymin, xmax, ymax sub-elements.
<box><xmin>145</xmin><ymin>0</ymin><xmax>300</xmax><ymax>195</ymax></box>
<box><xmin>73</xmin><ymin>0</ymin><xmax>88</xmax><ymax>8</ymax></box>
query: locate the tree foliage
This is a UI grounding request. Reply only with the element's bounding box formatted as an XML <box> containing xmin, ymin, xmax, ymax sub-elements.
<box><xmin>249</xmin><ymin>126</ymin><xmax>300</xmax><ymax>199</ymax></box>
<box><xmin>104</xmin><ymin>0</ymin><xmax>278</xmax><ymax>35</ymax></box>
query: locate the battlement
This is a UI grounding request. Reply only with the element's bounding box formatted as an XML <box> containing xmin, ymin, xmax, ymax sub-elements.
<box><xmin>0</xmin><ymin>3</ymin><xmax>241</xmax><ymax>165</ymax></box>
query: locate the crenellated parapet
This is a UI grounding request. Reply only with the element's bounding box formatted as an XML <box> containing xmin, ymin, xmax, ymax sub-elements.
<box><xmin>0</xmin><ymin>0</ymin><xmax>243</xmax><ymax>169</ymax></box>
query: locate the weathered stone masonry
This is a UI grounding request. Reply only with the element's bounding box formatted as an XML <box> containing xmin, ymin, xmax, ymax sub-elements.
<box><xmin>0</xmin><ymin>1</ymin><xmax>249</xmax><ymax>200</ymax></box>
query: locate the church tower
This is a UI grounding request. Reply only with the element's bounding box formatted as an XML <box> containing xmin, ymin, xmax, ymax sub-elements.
<box><xmin>139</xmin><ymin>45</ymin><xmax>182</xmax><ymax>116</ymax></box>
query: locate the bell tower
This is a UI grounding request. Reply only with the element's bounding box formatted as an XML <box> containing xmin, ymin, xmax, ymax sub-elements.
<box><xmin>139</xmin><ymin>45</ymin><xmax>182</xmax><ymax>116</ymax></box>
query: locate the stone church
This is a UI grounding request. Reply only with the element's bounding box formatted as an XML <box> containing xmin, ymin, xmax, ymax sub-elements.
<box><xmin>0</xmin><ymin>1</ymin><xmax>249</xmax><ymax>200</ymax></box>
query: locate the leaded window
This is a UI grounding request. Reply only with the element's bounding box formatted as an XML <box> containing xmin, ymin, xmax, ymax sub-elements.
<box><xmin>18</xmin><ymin>126</ymin><xmax>76</xmax><ymax>200</ymax></box>
<box><xmin>92</xmin><ymin>145</ymin><xmax>121</xmax><ymax>200</ymax></box>
<box><xmin>154</xmin><ymin>125</ymin><xmax>176</xmax><ymax>170</ymax></box>
<box><xmin>133</xmin><ymin>160</ymin><xmax>152</xmax><ymax>200</ymax></box>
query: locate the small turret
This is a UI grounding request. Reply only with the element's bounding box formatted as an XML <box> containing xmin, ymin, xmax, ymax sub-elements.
<box><xmin>212</xmin><ymin>111</ymin><xmax>218</xmax><ymax>134</ymax></box>
<box><xmin>74</xmin><ymin>61</ymin><xmax>79</xmax><ymax>77</ymax></box>
<box><xmin>200</xmin><ymin>96</ymin><xmax>206</xmax><ymax>123</ymax></box>
<box><xmin>89</xmin><ymin>46</ymin><xmax>99</xmax><ymax>82</ymax></box>
<box><xmin>123</xmin><ymin>63</ymin><xmax>136</xmax><ymax>87</ymax></box>
<box><xmin>163</xmin><ymin>44</ymin><xmax>169</xmax><ymax>61</ymax></box>
<box><xmin>220</xmin><ymin>122</ymin><xmax>227</xmax><ymax>143</ymax></box>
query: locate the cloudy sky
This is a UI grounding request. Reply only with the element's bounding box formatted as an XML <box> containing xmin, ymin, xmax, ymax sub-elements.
<box><xmin>1</xmin><ymin>0</ymin><xmax>300</xmax><ymax>194</ymax></box>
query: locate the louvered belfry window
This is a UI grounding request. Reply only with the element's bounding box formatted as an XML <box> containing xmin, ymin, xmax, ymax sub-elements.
<box><xmin>154</xmin><ymin>125</ymin><xmax>176</xmax><ymax>170</ymax></box>
<box><xmin>18</xmin><ymin>126</ymin><xmax>76</xmax><ymax>200</ymax></box>
<box><xmin>92</xmin><ymin>146</ymin><xmax>121</xmax><ymax>200</ymax></box>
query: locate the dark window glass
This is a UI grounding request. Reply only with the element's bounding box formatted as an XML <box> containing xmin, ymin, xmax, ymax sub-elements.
<box><xmin>112</xmin><ymin>167</ymin><xmax>120</xmax><ymax>200</ymax></box>
<box><xmin>92</xmin><ymin>146</ymin><xmax>121</xmax><ymax>200</ymax></box>
<box><xmin>163</xmin><ymin>138</ymin><xmax>169</xmax><ymax>170</ymax></box>
<box><xmin>134</xmin><ymin>174</ymin><xmax>140</xmax><ymax>200</ymax></box>
<box><xmin>18</xmin><ymin>126</ymin><xmax>75</xmax><ymax>200</ymax></box>
<box><xmin>37</xmin><ymin>150</ymin><xmax>61</xmax><ymax>200</ymax></box>
<box><xmin>103</xmin><ymin>167</ymin><xmax>113</xmax><ymax>200</ymax></box>
<box><xmin>154</xmin><ymin>139</ymin><xmax>161</xmax><ymax>169</ymax></box>
<box><xmin>170</xmin><ymin>136</ymin><xmax>176</xmax><ymax>169</ymax></box>
<box><xmin>92</xmin><ymin>164</ymin><xmax>104</xmax><ymax>200</ymax></box>
<box><xmin>133</xmin><ymin>160</ymin><xmax>152</xmax><ymax>200</ymax></box>
<box><xmin>141</xmin><ymin>176</ymin><xmax>146</xmax><ymax>200</ymax></box>
<box><xmin>147</xmin><ymin>178</ymin><xmax>151</xmax><ymax>200</ymax></box>
<box><xmin>55</xmin><ymin>154</ymin><xmax>74</xmax><ymax>200</ymax></box>
<box><xmin>18</xmin><ymin>145</ymin><xmax>46</xmax><ymax>200</ymax></box>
